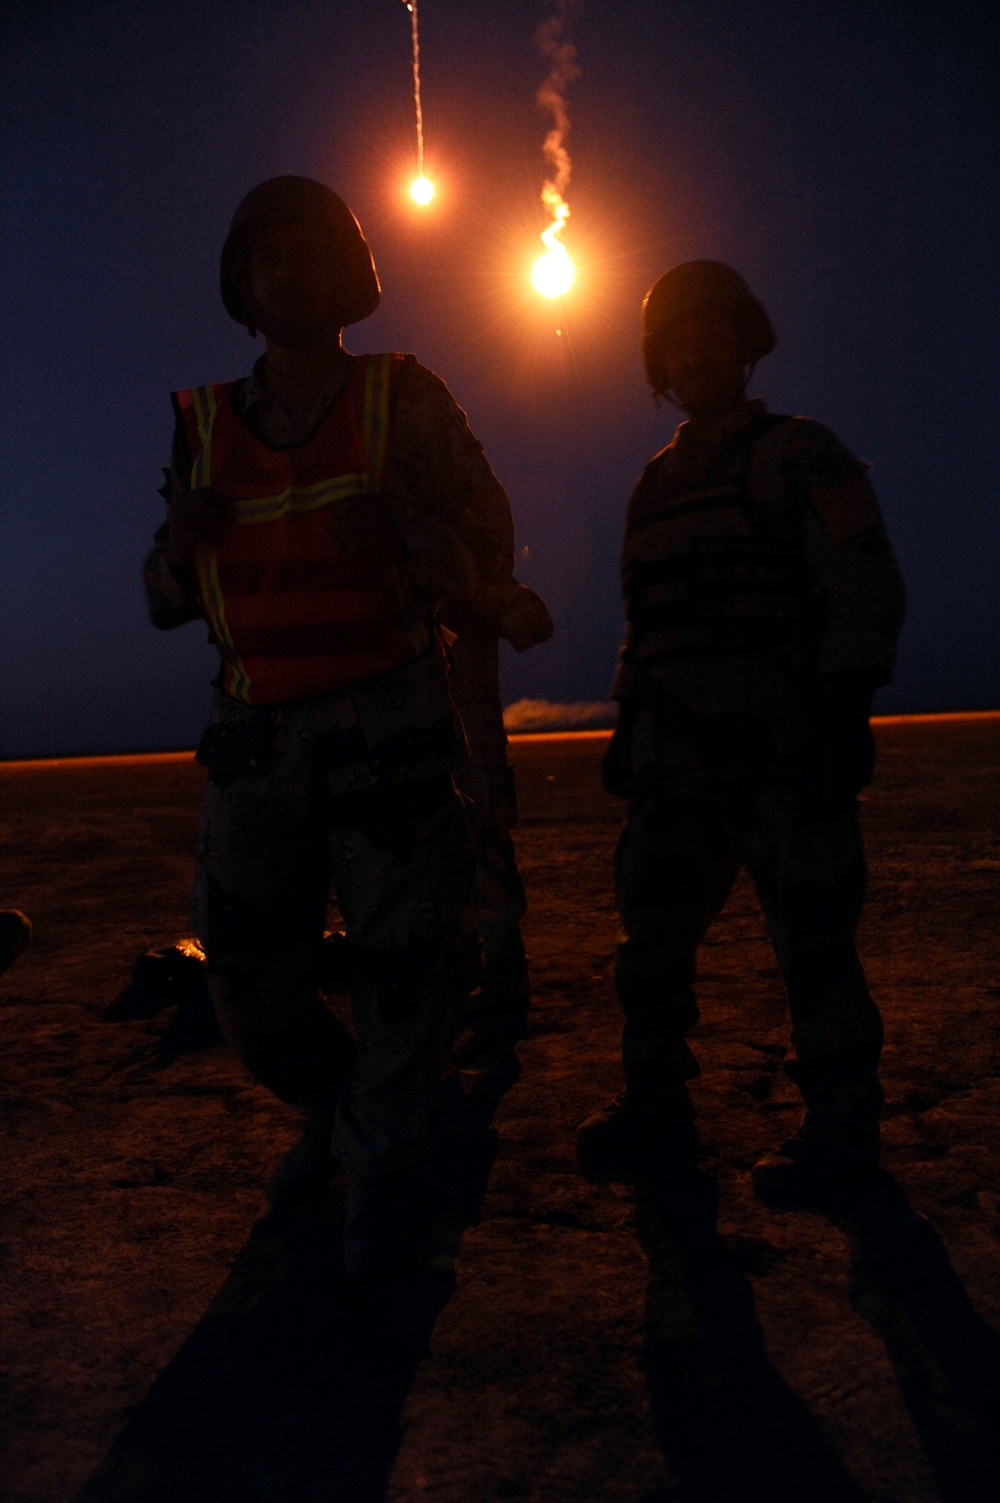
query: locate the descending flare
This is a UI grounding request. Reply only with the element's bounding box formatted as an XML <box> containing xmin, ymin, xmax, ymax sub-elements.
<box><xmin>532</xmin><ymin>4</ymin><xmax>580</xmax><ymax>298</ymax></box>
<box><xmin>402</xmin><ymin>2</ymin><xmax>434</xmax><ymax>207</ymax></box>
<box><xmin>532</xmin><ymin>187</ymin><xmax>575</xmax><ymax>297</ymax></box>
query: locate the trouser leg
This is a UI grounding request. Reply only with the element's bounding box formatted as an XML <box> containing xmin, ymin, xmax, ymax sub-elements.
<box><xmin>329</xmin><ymin>785</ymin><xmax>474</xmax><ymax>1181</ymax></box>
<box><xmin>462</xmin><ymin>819</ymin><xmax>530</xmax><ymax>1046</ymax></box>
<box><xmin>615</xmin><ymin>790</ymin><xmax>741</xmax><ymax>1092</ymax></box>
<box><xmin>578</xmin><ymin>789</ymin><xmax>739</xmax><ymax>1182</ymax></box>
<box><xmin>744</xmin><ymin>791</ymin><xmax>883</xmax><ymax>1073</ymax></box>
<box><xmin>745</xmin><ymin>792</ymin><xmax>884</xmax><ymax>1184</ymax></box>
<box><xmin>472</xmin><ymin>820</ymin><xmax>527</xmax><ymax>969</ymax></box>
<box><xmin>451</xmin><ymin>736</ymin><xmax>530</xmax><ymax>1047</ymax></box>
<box><xmin>194</xmin><ymin>781</ymin><xmax>355</xmax><ymax>1115</ymax></box>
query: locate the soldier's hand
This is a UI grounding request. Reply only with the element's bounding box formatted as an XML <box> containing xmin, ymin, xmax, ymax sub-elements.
<box><xmin>499</xmin><ymin>583</ymin><xmax>555</xmax><ymax>652</ymax></box>
<box><xmin>167</xmin><ymin>488</ymin><xmax>232</xmax><ymax>567</ymax></box>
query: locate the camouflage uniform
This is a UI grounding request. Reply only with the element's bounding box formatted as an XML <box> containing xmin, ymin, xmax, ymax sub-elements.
<box><xmin>145</xmin><ymin>352</ymin><xmax>536</xmax><ymax>1178</ymax></box>
<box><xmin>441</xmin><ymin>605</ymin><xmax>530</xmax><ymax>1057</ymax></box>
<box><xmin>610</xmin><ymin>400</ymin><xmax>905</xmax><ymax>1108</ymax></box>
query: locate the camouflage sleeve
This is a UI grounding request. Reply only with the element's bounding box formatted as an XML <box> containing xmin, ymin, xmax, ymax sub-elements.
<box><xmin>610</xmin><ymin>470</ymin><xmax>653</xmax><ymax>700</ymax></box>
<box><xmin>142</xmin><ymin>416</ymin><xmax>203</xmax><ymax>631</ymax></box>
<box><xmin>757</xmin><ymin>419</ymin><xmax>906</xmax><ymax>683</ymax></box>
<box><xmin>610</xmin><ymin>624</ymin><xmax>644</xmax><ymax>701</ymax></box>
<box><xmin>385</xmin><ymin>358</ymin><xmax>519</xmax><ymax>620</ymax></box>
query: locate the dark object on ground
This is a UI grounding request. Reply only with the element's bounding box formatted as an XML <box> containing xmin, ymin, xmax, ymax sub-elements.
<box><xmin>0</xmin><ymin>909</ymin><xmax>32</xmax><ymax>976</ymax></box>
<box><xmin>104</xmin><ymin>938</ymin><xmax>209</xmax><ymax>1022</ymax></box>
<box><xmin>104</xmin><ymin>931</ymin><xmax>356</xmax><ymax>1054</ymax></box>
<box><xmin>103</xmin><ymin>939</ymin><xmax>222</xmax><ymax>1051</ymax></box>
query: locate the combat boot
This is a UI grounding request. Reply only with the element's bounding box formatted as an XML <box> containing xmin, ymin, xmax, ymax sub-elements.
<box><xmin>577</xmin><ymin>1080</ymin><xmax>697</xmax><ymax>1185</ymax></box>
<box><xmin>266</xmin><ymin>1112</ymin><xmax>339</xmax><ymax>1212</ymax></box>
<box><xmin>752</xmin><ymin>1054</ymin><xmax>882</xmax><ymax>1195</ymax></box>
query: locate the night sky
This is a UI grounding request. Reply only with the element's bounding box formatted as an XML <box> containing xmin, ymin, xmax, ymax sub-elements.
<box><xmin>2</xmin><ymin>0</ymin><xmax>997</xmax><ymax>759</ymax></box>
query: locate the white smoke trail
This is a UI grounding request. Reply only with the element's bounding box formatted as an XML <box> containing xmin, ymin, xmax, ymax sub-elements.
<box><xmin>535</xmin><ymin>5</ymin><xmax>581</xmax><ymax>256</ymax></box>
<box><xmin>531</xmin><ymin>4</ymin><xmax>581</xmax><ymax>296</ymax></box>
<box><xmin>403</xmin><ymin>0</ymin><xmax>426</xmax><ymax>178</ymax></box>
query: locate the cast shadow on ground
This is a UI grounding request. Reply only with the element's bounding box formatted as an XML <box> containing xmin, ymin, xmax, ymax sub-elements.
<box><xmin>74</xmin><ymin>1084</ymin><xmax>501</xmax><ymax>1503</ymax></box>
<box><xmin>636</xmin><ymin>1168</ymin><xmax>1000</xmax><ymax>1503</ymax></box>
<box><xmin>637</xmin><ymin>1170</ymin><xmax>867</xmax><ymax>1503</ymax></box>
<box><xmin>828</xmin><ymin>1171</ymin><xmax>1000</xmax><ymax>1503</ymax></box>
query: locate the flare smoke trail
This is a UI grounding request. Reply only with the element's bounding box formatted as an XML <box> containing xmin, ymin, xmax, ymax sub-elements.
<box><xmin>402</xmin><ymin>1</ymin><xmax>433</xmax><ymax>202</ymax></box>
<box><xmin>405</xmin><ymin>1</ymin><xmax>424</xmax><ymax>175</ymax></box>
<box><xmin>532</xmin><ymin>1</ymin><xmax>581</xmax><ymax>295</ymax></box>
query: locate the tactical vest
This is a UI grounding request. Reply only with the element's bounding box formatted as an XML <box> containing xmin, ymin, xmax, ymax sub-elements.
<box><xmin>622</xmin><ymin>414</ymin><xmax>814</xmax><ymax>677</ymax></box>
<box><xmin>174</xmin><ymin>353</ymin><xmax>432</xmax><ymax>706</ymax></box>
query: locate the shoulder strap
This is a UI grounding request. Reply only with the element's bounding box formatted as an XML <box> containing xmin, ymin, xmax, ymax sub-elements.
<box><xmin>359</xmin><ymin>352</ymin><xmax>406</xmax><ymax>489</ymax></box>
<box><xmin>172</xmin><ymin>382</ymin><xmax>236</xmax><ymax>489</ymax></box>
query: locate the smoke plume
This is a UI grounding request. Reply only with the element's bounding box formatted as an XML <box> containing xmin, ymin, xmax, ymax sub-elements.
<box><xmin>535</xmin><ymin>3</ymin><xmax>581</xmax><ymax>241</ymax></box>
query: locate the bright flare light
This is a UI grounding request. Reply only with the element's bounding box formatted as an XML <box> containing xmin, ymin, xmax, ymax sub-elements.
<box><xmin>531</xmin><ymin>187</ymin><xmax>575</xmax><ymax>297</ymax></box>
<box><xmin>532</xmin><ymin>240</ymin><xmax>575</xmax><ymax>297</ymax></box>
<box><xmin>410</xmin><ymin>175</ymin><xmax>435</xmax><ymax>206</ymax></box>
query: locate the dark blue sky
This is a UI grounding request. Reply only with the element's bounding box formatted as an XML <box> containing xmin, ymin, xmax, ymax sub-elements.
<box><xmin>2</xmin><ymin>0</ymin><xmax>997</xmax><ymax>757</ymax></box>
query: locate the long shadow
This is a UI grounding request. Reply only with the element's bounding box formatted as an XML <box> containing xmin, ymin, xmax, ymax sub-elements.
<box><xmin>75</xmin><ymin>1084</ymin><xmax>501</xmax><ymax>1503</ymax></box>
<box><xmin>822</xmin><ymin>1171</ymin><xmax>1000</xmax><ymax>1503</ymax></box>
<box><xmin>636</xmin><ymin>1170</ymin><xmax>868</xmax><ymax>1503</ymax></box>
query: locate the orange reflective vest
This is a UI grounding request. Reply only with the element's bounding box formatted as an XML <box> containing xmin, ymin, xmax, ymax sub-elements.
<box><xmin>173</xmin><ymin>353</ymin><xmax>432</xmax><ymax>705</ymax></box>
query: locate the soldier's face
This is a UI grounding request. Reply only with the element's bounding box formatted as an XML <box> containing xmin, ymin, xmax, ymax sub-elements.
<box><xmin>657</xmin><ymin>307</ymin><xmax>747</xmax><ymax>421</ymax></box>
<box><xmin>247</xmin><ymin>221</ymin><xmax>341</xmax><ymax>337</ymax></box>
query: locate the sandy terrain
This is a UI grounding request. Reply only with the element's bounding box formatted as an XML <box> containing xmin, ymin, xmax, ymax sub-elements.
<box><xmin>1</xmin><ymin>718</ymin><xmax>999</xmax><ymax>1503</ymax></box>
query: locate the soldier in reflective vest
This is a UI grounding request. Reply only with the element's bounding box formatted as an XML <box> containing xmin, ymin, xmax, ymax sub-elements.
<box><xmin>143</xmin><ymin>177</ymin><xmax>550</xmax><ymax>1275</ymax></box>
<box><xmin>577</xmin><ymin>262</ymin><xmax>906</xmax><ymax>1195</ymax></box>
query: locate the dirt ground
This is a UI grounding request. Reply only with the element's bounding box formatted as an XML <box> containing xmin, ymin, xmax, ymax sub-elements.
<box><xmin>1</xmin><ymin>718</ymin><xmax>999</xmax><ymax>1503</ymax></box>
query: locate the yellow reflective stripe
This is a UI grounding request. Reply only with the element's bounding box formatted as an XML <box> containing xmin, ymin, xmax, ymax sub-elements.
<box><xmin>362</xmin><ymin>353</ymin><xmax>392</xmax><ymax>488</ymax></box>
<box><xmin>230</xmin><ymin>473</ymin><xmax>370</xmax><ymax>526</ymax></box>
<box><xmin>189</xmin><ymin>385</ymin><xmax>217</xmax><ymax>489</ymax></box>
<box><xmin>195</xmin><ymin>544</ymin><xmax>252</xmax><ymax>703</ymax></box>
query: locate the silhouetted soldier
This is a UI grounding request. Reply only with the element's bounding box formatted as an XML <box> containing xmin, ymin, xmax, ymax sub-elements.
<box><xmin>143</xmin><ymin>177</ymin><xmax>549</xmax><ymax>1274</ymax></box>
<box><xmin>578</xmin><ymin>262</ymin><xmax>905</xmax><ymax>1194</ymax></box>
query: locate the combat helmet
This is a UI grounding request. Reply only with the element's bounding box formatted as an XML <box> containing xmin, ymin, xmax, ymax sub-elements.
<box><xmin>641</xmin><ymin>261</ymin><xmax>776</xmax><ymax>386</ymax></box>
<box><xmin>220</xmin><ymin>176</ymin><xmax>381</xmax><ymax>328</ymax></box>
